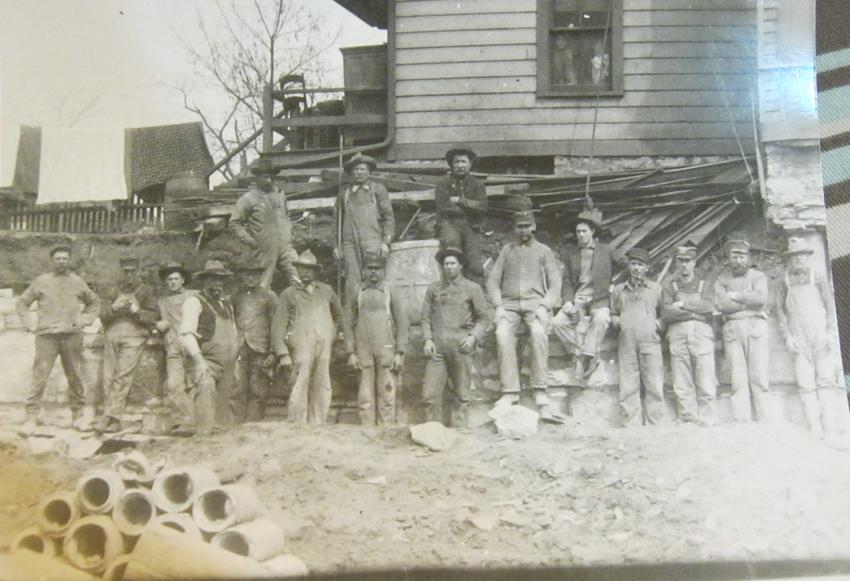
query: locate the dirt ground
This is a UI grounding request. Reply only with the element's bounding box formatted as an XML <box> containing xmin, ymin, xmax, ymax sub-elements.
<box><xmin>3</xmin><ymin>417</ymin><xmax>850</xmax><ymax>574</ymax></box>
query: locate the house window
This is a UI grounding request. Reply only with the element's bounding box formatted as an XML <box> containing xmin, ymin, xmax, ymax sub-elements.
<box><xmin>537</xmin><ymin>0</ymin><xmax>623</xmax><ymax>97</ymax></box>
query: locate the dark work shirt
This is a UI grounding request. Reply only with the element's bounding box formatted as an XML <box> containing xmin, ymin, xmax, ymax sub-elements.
<box><xmin>421</xmin><ymin>276</ymin><xmax>491</xmax><ymax>343</ymax></box>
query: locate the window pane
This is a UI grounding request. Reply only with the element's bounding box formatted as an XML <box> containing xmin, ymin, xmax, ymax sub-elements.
<box><xmin>553</xmin><ymin>0</ymin><xmax>580</xmax><ymax>28</ymax></box>
<box><xmin>578</xmin><ymin>0</ymin><xmax>611</xmax><ymax>27</ymax></box>
<box><xmin>551</xmin><ymin>30</ymin><xmax>611</xmax><ymax>89</ymax></box>
<box><xmin>554</xmin><ymin>0</ymin><xmax>610</xmax><ymax>28</ymax></box>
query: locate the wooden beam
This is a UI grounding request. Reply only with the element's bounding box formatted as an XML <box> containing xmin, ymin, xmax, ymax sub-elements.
<box><xmin>270</xmin><ymin>114</ymin><xmax>387</xmax><ymax>128</ymax></box>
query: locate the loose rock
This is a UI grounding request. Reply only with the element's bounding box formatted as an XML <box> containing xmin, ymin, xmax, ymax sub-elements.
<box><xmin>489</xmin><ymin>405</ymin><xmax>539</xmax><ymax>439</ymax></box>
<box><xmin>410</xmin><ymin>422</ymin><xmax>456</xmax><ymax>452</ymax></box>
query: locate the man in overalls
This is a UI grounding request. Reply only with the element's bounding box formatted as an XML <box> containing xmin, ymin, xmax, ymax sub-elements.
<box><xmin>551</xmin><ymin>208</ymin><xmax>620</xmax><ymax>382</ymax></box>
<box><xmin>776</xmin><ymin>237</ymin><xmax>840</xmax><ymax>436</ymax></box>
<box><xmin>232</xmin><ymin>264</ymin><xmax>278</xmax><ymax>423</ymax></box>
<box><xmin>610</xmin><ymin>248</ymin><xmax>665</xmax><ymax>426</ymax></box>
<box><xmin>336</xmin><ymin>153</ymin><xmax>395</xmax><ymax>300</ymax></box>
<box><xmin>661</xmin><ymin>244</ymin><xmax>717</xmax><ymax>426</ymax></box>
<box><xmin>434</xmin><ymin>145</ymin><xmax>488</xmax><ymax>284</ymax></box>
<box><xmin>272</xmin><ymin>250</ymin><xmax>343</xmax><ymax>424</ymax></box>
<box><xmin>155</xmin><ymin>261</ymin><xmax>196</xmax><ymax>436</ymax></box>
<box><xmin>230</xmin><ymin>158</ymin><xmax>299</xmax><ymax>290</ymax></box>
<box><xmin>343</xmin><ymin>253</ymin><xmax>409</xmax><ymax>425</ymax></box>
<box><xmin>179</xmin><ymin>260</ymin><xmax>240</xmax><ymax>436</ymax></box>
<box><xmin>421</xmin><ymin>248</ymin><xmax>491</xmax><ymax>427</ymax></box>
<box><xmin>94</xmin><ymin>257</ymin><xmax>160</xmax><ymax>433</ymax></box>
<box><xmin>487</xmin><ymin>211</ymin><xmax>562</xmax><ymax>418</ymax></box>
<box><xmin>715</xmin><ymin>239</ymin><xmax>771</xmax><ymax>422</ymax></box>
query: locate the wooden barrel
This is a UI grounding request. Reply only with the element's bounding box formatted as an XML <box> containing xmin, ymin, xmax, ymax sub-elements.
<box><xmin>164</xmin><ymin>171</ymin><xmax>209</xmax><ymax>230</ymax></box>
<box><xmin>385</xmin><ymin>239</ymin><xmax>441</xmax><ymax>323</ymax></box>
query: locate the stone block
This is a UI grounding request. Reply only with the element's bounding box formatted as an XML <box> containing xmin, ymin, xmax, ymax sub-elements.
<box><xmin>489</xmin><ymin>404</ymin><xmax>539</xmax><ymax>439</ymax></box>
<box><xmin>410</xmin><ymin>421</ymin><xmax>456</xmax><ymax>451</ymax></box>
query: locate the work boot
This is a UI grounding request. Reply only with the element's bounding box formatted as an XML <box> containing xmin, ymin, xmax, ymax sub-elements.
<box><xmin>72</xmin><ymin>407</ymin><xmax>95</xmax><ymax>432</ymax></box>
<box><xmin>493</xmin><ymin>393</ymin><xmax>520</xmax><ymax>409</ymax></box>
<box><xmin>533</xmin><ymin>390</ymin><xmax>551</xmax><ymax>408</ymax></box>
<box><xmin>93</xmin><ymin>416</ymin><xmax>121</xmax><ymax>434</ymax></box>
<box><xmin>18</xmin><ymin>412</ymin><xmax>41</xmax><ymax>436</ymax></box>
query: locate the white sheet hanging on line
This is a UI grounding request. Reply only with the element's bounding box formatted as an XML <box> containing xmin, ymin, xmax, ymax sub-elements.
<box><xmin>37</xmin><ymin>127</ymin><xmax>128</xmax><ymax>204</ymax></box>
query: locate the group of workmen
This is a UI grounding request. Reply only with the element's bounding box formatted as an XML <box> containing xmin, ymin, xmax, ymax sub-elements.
<box><xmin>15</xmin><ymin>145</ymin><xmax>842</xmax><ymax>437</ymax></box>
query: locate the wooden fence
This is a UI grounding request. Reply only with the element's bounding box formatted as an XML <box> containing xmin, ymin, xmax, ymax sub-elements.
<box><xmin>0</xmin><ymin>201</ymin><xmax>163</xmax><ymax>233</ymax></box>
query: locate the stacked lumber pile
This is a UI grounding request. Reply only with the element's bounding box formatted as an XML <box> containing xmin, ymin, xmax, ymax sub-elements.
<box><xmin>1</xmin><ymin>451</ymin><xmax>307</xmax><ymax>581</ymax></box>
<box><xmin>171</xmin><ymin>157</ymin><xmax>758</xmax><ymax>271</ymax></box>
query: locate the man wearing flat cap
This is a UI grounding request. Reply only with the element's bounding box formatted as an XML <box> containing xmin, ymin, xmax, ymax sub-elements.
<box><xmin>230</xmin><ymin>157</ymin><xmax>299</xmax><ymax>290</ymax></box>
<box><xmin>16</xmin><ymin>244</ymin><xmax>100</xmax><ymax>433</ymax></box>
<box><xmin>156</xmin><ymin>261</ymin><xmax>196</xmax><ymax>435</ymax></box>
<box><xmin>421</xmin><ymin>247</ymin><xmax>491</xmax><ymax>426</ymax></box>
<box><xmin>610</xmin><ymin>247</ymin><xmax>665</xmax><ymax>426</ymax></box>
<box><xmin>434</xmin><ymin>145</ymin><xmax>488</xmax><ymax>283</ymax></box>
<box><xmin>775</xmin><ymin>237</ymin><xmax>840</xmax><ymax>436</ymax></box>
<box><xmin>179</xmin><ymin>260</ymin><xmax>240</xmax><ymax>436</ymax></box>
<box><xmin>231</xmin><ymin>264</ymin><xmax>278</xmax><ymax>423</ymax></box>
<box><xmin>94</xmin><ymin>257</ymin><xmax>160</xmax><ymax>433</ymax></box>
<box><xmin>343</xmin><ymin>252</ymin><xmax>410</xmax><ymax>425</ymax></box>
<box><xmin>661</xmin><ymin>243</ymin><xmax>716</xmax><ymax>426</ymax></box>
<box><xmin>272</xmin><ymin>249</ymin><xmax>343</xmax><ymax>424</ymax></box>
<box><xmin>487</xmin><ymin>210</ymin><xmax>562</xmax><ymax>416</ymax></box>
<box><xmin>335</xmin><ymin>152</ymin><xmax>395</xmax><ymax>300</ymax></box>
<box><xmin>552</xmin><ymin>208</ymin><xmax>622</xmax><ymax>382</ymax></box>
<box><xmin>714</xmin><ymin>239</ymin><xmax>771</xmax><ymax>422</ymax></box>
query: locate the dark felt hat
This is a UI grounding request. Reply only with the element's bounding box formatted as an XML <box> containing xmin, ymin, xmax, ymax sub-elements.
<box><xmin>343</xmin><ymin>153</ymin><xmax>378</xmax><ymax>174</ymax></box>
<box><xmin>783</xmin><ymin>237</ymin><xmax>814</xmax><ymax>256</ymax></box>
<box><xmin>195</xmin><ymin>259</ymin><xmax>234</xmax><ymax>278</ymax></box>
<box><xmin>435</xmin><ymin>247</ymin><xmax>467</xmax><ymax>266</ymax></box>
<box><xmin>445</xmin><ymin>145</ymin><xmax>478</xmax><ymax>166</ymax></box>
<box><xmin>574</xmin><ymin>208</ymin><xmax>603</xmax><ymax>231</ymax></box>
<box><xmin>293</xmin><ymin>249</ymin><xmax>321</xmax><ymax>268</ymax></box>
<box><xmin>158</xmin><ymin>261</ymin><xmax>190</xmax><ymax>282</ymax></box>
<box><xmin>625</xmin><ymin>247</ymin><xmax>651</xmax><ymax>264</ymax></box>
<box><xmin>513</xmin><ymin>210</ymin><xmax>536</xmax><ymax>226</ymax></box>
<box><xmin>725</xmin><ymin>239</ymin><xmax>751</xmax><ymax>254</ymax></box>
<box><xmin>362</xmin><ymin>252</ymin><xmax>386</xmax><ymax>269</ymax></box>
<box><xmin>250</xmin><ymin>158</ymin><xmax>278</xmax><ymax>176</ymax></box>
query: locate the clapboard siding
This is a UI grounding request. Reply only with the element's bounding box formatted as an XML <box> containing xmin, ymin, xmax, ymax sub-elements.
<box><xmin>390</xmin><ymin>0</ymin><xmax>757</xmax><ymax>160</ymax></box>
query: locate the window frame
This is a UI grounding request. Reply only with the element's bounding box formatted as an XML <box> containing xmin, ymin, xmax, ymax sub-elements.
<box><xmin>536</xmin><ymin>0</ymin><xmax>624</xmax><ymax>98</ymax></box>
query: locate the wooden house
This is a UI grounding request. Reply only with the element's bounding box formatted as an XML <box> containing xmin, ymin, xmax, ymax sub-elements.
<box><xmin>267</xmin><ymin>0</ymin><xmax>759</xmax><ymax>166</ymax></box>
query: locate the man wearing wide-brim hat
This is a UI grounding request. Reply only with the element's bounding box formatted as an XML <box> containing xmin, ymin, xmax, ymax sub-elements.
<box><xmin>551</xmin><ymin>207</ymin><xmax>623</xmax><ymax>383</ymax></box>
<box><xmin>661</xmin><ymin>242</ymin><xmax>717</xmax><ymax>426</ymax></box>
<box><xmin>776</xmin><ymin>236</ymin><xmax>840</xmax><ymax>436</ymax></box>
<box><xmin>714</xmin><ymin>238</ymin><xmax>773</xmax><ymax>422</ymax></box>
<box><xmin>231</xmin><ymin>263</ymin><xmax>278</xmax><ymax>423</ymax></box>
<box><xmin>342</xmin><ymin>252</ymin><xmax>410</xmax><ymax>425</ymax></box>
<box><xmin>94</xmin><ymin>257</ymin><xmax>161</xmax><ymax>433</ymax></box>
<box><xmin>486</xmin><ymin>210</ymin><xmax>563</xmax><ymax>419</ymax></box>
<box><xmin>610</xmin><ymin>247</ymin><xmax>666</xmax><ymax>427</ymax></box>
<box><xmin>434</xmin><ymin>145</ymin><xmax>488</xmax><ymax>283</ymax></box>
<box><xmin>230</xmin><ymin>156</ymin><xmax>299</xmax><ymax>291</ymax></box>
<box><xmin>155</xmin><ymin>261</ymin><xmax>196</xmax><ymax>435</ymax></box>
<box><xmin>178</xmin><ymin>260</ymin><xmax>240</xmax><ymax>436</ymax></box>
<box><xmin>271</xmin><ymin>250</ymin><xmax>343</xmax><ymax>424</ymax></box>
<box><xmin>335</xmin><ymin>152</ymin><xmax>395</xmax><ymax>301</ymax></box>
<box><xmin>420</xmin><ymin>247</ymin><xmax>491</xmax><ymax>427</ymax></box>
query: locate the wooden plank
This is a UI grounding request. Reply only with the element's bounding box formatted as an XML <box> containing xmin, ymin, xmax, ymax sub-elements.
<box><xmin>270</xmin><ymin>114</ymin><xmax>386</xmax><ymax>128</ymax></box>
<box><xmin>623</xmin><ymin>11</ymin><xmax>755</xmax><ymax>27</ymax></box>
<box><xmin>623</xmin><ymin>25</ymin><xmax>754</xmax><ymax>43</ymax></box>
<box><xmin>396</xmin><ymin>106</ymin><xmax>752</xmax><ymax>128</ymax></box>
<box><xmin>626</xmin><ymin>0</ymin><xmax>755</xmax><ymax>10</ymax></box>
<box><xmin>624</xmin><ymin>58</ymin><xmax>754</xmax><ymax>74</ymax></box>
<box><xmin>397</xmin><ymin>60</ymin><xmax>536</xmax><ymax>80</ymax></box>
<box><xmin>396</xmin><ymin>122</ymin><xmax>754</xmax><ymax>143</ymax></box>
<box><xmin>396</xmin><ymin>0</ymin><xmax>533</xmax><ymax>17</ymax></box>
<box><xmin>396</xmin><ymin>29</ymin><xmax>534</xmax><ymax>49</ymax></box>
<box><xmin>396</xmin><ymin>45</ymin><xmax>534</xmax><ymax>65</ymax></box>
<box><xmin>390</xmin><ymin>139</ymin><xmax>754</xmax><ymax>160</ymax></box>
<box><xmin>397</xmin><ymin>12</ymin><xmax>535</xmax><ymax>33</ymax></box>
<box><xmin>625</xmin><ymin>42</ymin><xmax>754</xmax><ymax>59</ymax></box>
<box><xmin>396</xmin><ymin>77</ymin><xmax>749</xmax><ymax>100</ymax></box>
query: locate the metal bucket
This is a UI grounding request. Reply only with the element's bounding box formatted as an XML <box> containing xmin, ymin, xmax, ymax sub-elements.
<box><xmin>385</xmin><ymin>239</ymin><xmax>441</xmax><ymax>323</ymax></box>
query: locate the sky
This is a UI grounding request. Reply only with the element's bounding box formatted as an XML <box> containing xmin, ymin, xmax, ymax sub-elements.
<box><xmin>0</xmin><ymin>0</ymin><xmax>386</xmax><ymax>185</ymax></box>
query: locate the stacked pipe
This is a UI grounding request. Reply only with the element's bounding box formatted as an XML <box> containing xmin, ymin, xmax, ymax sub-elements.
<box><xmin>5</xmin><ymin>451</ymin><xmax>308</xmax><ymax>580</ymax></box>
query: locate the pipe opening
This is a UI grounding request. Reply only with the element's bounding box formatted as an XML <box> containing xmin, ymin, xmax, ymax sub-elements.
<box><xmin>162</xmin><ymin>474</ymin><xmax>193</xmax><ymax>504</ymax></box>
<box><xmin>71</xmin><ymin>523</ymin><xmax>107</xmax><ymax>559</ymax></box>
<box><xmin>44</xmin><ymin>499</ymin><xmax>72</xmax><ymax>526</ymax></box>
<box><xmin>200</xmin><ymin>490</ymin><xmax>233</xmax><ymax>522</ymax></box>
<box><xmin>121</xmin><ymin>495</ymin><xmax>153</xmax><ymax>525</ymax></box>
<box><xmin>81</xmin><ymin>478</ymin><xmax>111</xmax><ymax>509</ymax></box>
<box><xmin>18</xmin><ymin>535</ymin><xmax>45</xmax><ymax>553</ymax></box>
<box><xmin>216</xmin><ymin>532</ymin><xmax>250</xmax><ymax>556</ymax></box>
